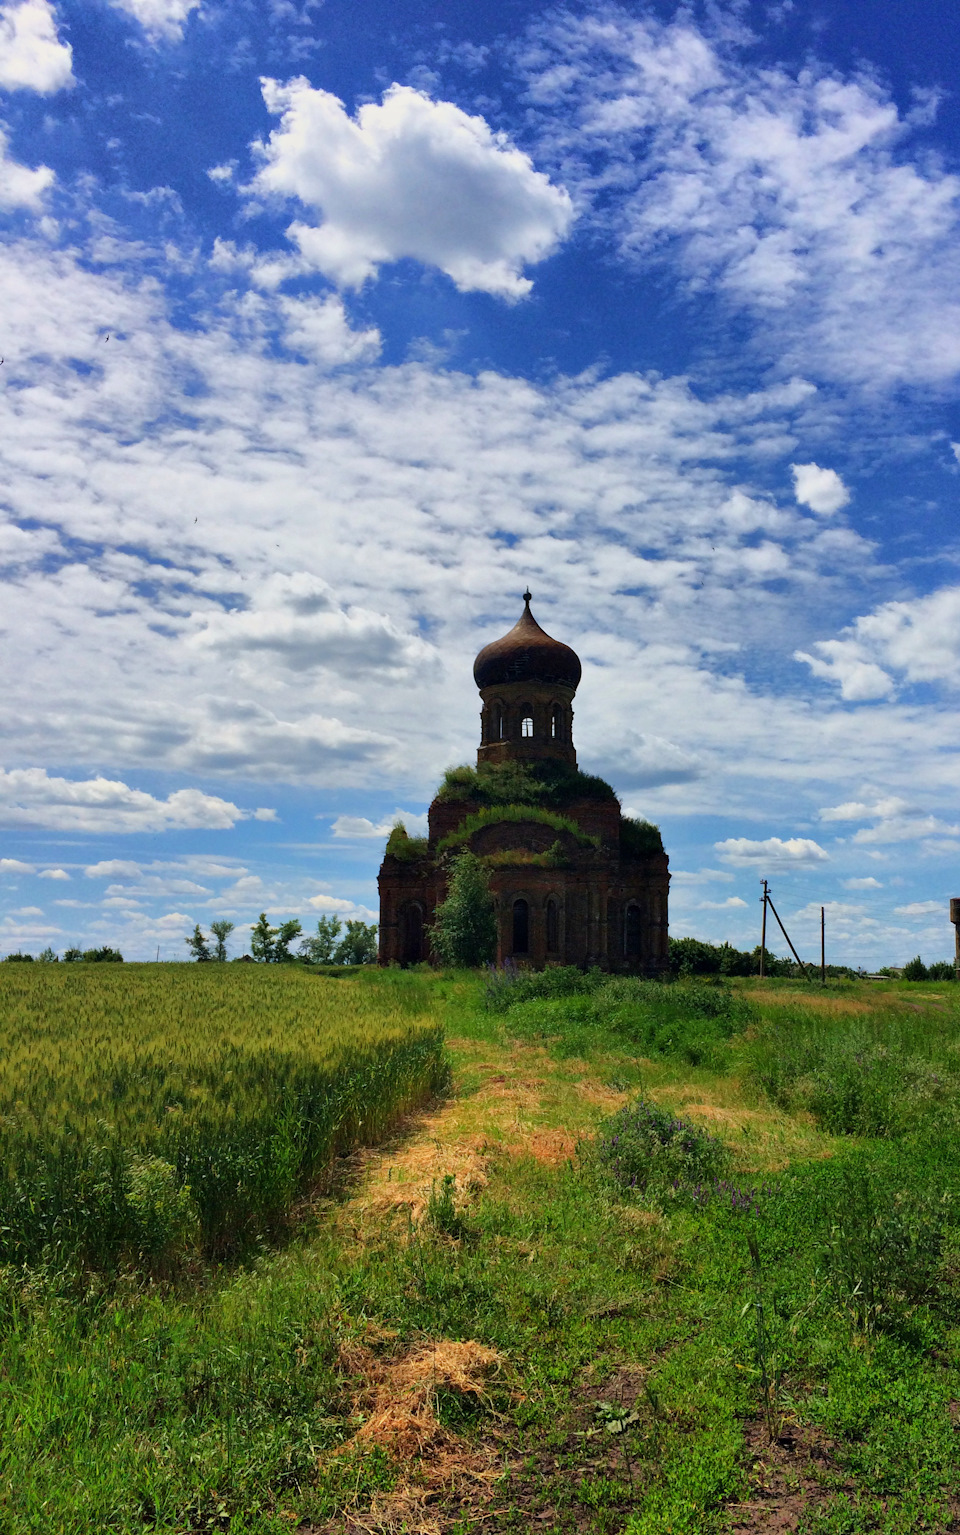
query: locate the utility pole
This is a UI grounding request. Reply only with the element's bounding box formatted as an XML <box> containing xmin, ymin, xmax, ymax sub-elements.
<box><xmin>951</xmin><ymin>900</ymin><xmax>960</xmax><ymax>982</ymax></box>
<box><xmin>760</xmin><ymin>879</ymin><xmax>769</xmax><ymax>979</ymax></box>
<box><xmin>821</xmin><ymin>906</ymin><xmax>826</xmax><ymax>987</ymax></box>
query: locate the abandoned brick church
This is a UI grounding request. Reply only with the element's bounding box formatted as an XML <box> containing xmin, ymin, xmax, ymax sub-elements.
<box><xmin>377</xmin><ymin>593</ymin><xmax>670</xmax><ymax>971</ymax></box>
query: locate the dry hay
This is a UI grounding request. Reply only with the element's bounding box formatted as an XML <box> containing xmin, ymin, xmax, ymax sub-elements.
<box><xmin>325</xmin><ymin>1336</ymin><xmax>507</xmax><ymax>1533</ymax></box>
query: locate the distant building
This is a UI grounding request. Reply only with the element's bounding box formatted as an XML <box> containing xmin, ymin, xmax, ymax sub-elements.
<box><xmin>378</xmin><ymin>592</ymin><xmax>669</xmax><ymax>971</ymax></box>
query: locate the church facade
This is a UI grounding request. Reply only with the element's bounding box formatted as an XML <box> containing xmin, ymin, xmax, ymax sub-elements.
<box><xmin>378</xmin><ymin>594</ymin><xmax>669</xmax><ymax>972</ymax></box>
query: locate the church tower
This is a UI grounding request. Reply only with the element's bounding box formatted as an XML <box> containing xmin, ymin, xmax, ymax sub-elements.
<box><xmin>377</xmin><ymin>594</ymin><xmax>669</xmax><ymax>972</ymax></box>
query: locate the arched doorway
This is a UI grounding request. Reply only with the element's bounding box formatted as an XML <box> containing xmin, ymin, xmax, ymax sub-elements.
<box><xmin>546</xmin><ymin>897</ymin><xmax>559</xmax><ymax>954</ymax></box>
<box><xmin>625</xmin><ymin>903</ymin><xmax>642</xmax><ymax>960</ymax></box>
<box><xmin>401</xmin><ymin>903</ymin><xmax>424</xmax><ymax>964</ymax></box>
<box><xmin>512</xmin><ymin>898</ymin><xmax>529</xmax><ymax>955</ymax></box>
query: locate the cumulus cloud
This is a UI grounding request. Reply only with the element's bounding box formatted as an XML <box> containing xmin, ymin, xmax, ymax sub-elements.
<box><xmin>715</xmin><ymin>836</ymin><xmax>829</xmax><ymax>865</ymax></box>
<box><xmin>791</xmin><ymin>463</ymin><xmax>850</xmax><ymax>516</ymax></box>
<box><xmin>0</xmin><ymin>857</ymin><xmax>34</xmax><ymax>873</ymax></box>
<box><xmin>820</xmin><ymin>796</ymin><xmax>909</xmax><ymax>822</ymax></box>
<box><xmin>278</xmin><ymin>294</ymin><xmax>381</xmax><ymax>365</ymax></box>
<box><xmin>0</xmin><ymin>0</ymin><xmax>72</xmax><ymax>92</ymax></box>
<box><xmin>0</xmin><ymin>127</ymin><xmax>54</xmax><ymax>209</ymax></box>
<box><xmin>108</xmin><ymin>0</ymin><xmax>198</xmax><ymax>42</ymax></box>
<box><xmin>797</xmin><ymin>586</ymin><xmax>960</xmax><ymax>700</ymax></box>
<box><xmin>895</xmin><ymin>900</ymin><xmax>945</xmax><ymax>917</ymax></box>
<box><xmin>843</xmin><ymin>877</ymin><xmax>882</xmax><ymax>890</ymax></box>
<box><xmin>38</xmin><ymin>867</ymin><xmax>69</xmax><ymax>879</ymax></box>
<box><xmin>252</xmin><ymin>79</ymin><xmax>573</xmax><ymax>297</ymax></box>
<box><xmin>332</xmin><ymin>809</ymin><xmax>429</xmax><ymax>839</ymax></box>
<box><xmin>521</xmin><ymin>6</ymin><xmax>960</xmax><ymax>386</ymax></box>
<box><xmin>0</xmin><ymin>769</ymin><xmax>262</xmax><ymax>834</ymax></box>
<box><xmin>192</xmin><ymin>574</ymin><xmax>434</xmax><ymax>678</ymax></box>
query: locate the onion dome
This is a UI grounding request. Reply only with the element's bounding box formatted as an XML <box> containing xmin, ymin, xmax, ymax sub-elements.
<box><xmin>473</xmin><ymin>591</ymin><xmax>582</xmax><ymax>691</ymax></box>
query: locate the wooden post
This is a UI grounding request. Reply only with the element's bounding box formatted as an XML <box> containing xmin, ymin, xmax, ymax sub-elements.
<box><xmin>951</xmin><ymin>899</ymin><xmax>960</xmax><ymax>982</ymax></box>
<box><xmin>760</xmin><ymin>880</ymin><xmax>768</xmax><ymax>979</ymax></box>
<box><xmin>820</xmin><ymin>906</ymin><xmax>825</xmax><ymax>986</ymax></box>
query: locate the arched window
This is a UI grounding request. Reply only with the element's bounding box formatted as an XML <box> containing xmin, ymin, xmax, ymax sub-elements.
<box><xmin>521</xmin><ymin>713</ymin><xmax>534</xmax><ymax>738</ymax></box>
<box><xmin>512</xmin><ymin>898</ymin><xmax>529</xmax><ymax>954</ymax></box>
<box><xmin>546</xmin><ymin>898</ymin><xmax>559</xmax><ymax>953</ymax></box>
<box><xmin>498</xmin><ymin>712</ymin><xmax>505</xmax><ymax>740</ymax></box>
<box><xmin>402</xmin><ymin>903</ymin><xmax>424</xmax><ymax>964</ymax></box>
<box><xmin>551</xmin><ymin>705</ymin><xmax>562</xmax><ymax>741</ymax></box>
<box><xmin>625</xmin><ymin>904</ymin><xmax>642</xmax><ymax>959</ymax></box>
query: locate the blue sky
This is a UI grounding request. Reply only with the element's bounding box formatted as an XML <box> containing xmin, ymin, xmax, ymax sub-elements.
<box><xmin>2</xmin><ymin>0</ymin><xmax>960</xmax><ymax>966</ymax></box>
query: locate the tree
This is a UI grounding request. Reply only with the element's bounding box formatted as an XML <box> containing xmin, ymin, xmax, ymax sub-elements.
<box><xmin>903</xmin><ymin>955</ymin><xmax>929</xmax><ymax>981</ymax></box>
<box><xmin>250</xmin><ymin>913</ymin><xmax>302</xmax><ymax>962</ymax></box>
<box><xmin>64</xmin><ymin>947</ymin><xmax>83</xmax><ymax>962</ymax></box>
<box><xmin>185</xmin><ymin>924</ymin><xmax>212</xmax><ymax>962</ymax></box>
<box><xmin>430</xmin><ymin>853</ymin><xmax>496</xmax><ymax>967</ymax></box>
<box><xmin>37</xmin><ymin>947</ymin><xmax>59</xmax><ymax>963</ymax></box>
<box><xmin>334</xmin><ymin>919</ymin><xmax>378</xmax><ymax>966</ymax></box>
<box><xmin>300</xmin><ymin>916</ymin><xmax>342</xmax><ymax>964</ymax></box>
<box><xmin>82</xmin><ymin>947</ymin><xmax>123</xmax><ymax>962</ymax></box>
<box><xmin>210</xmin><ymin>920</ymin><xmax>234</xmax><ymax>962</ymax></box>
<box><xmin>274</xmin><ymin>919</ymin><xmax>302</xmax><ymax>962</ymax></box>
<box><xmin>250</xmin><ymin>913</ymin><xmax>278</xmax><ymax>963</ymax></box>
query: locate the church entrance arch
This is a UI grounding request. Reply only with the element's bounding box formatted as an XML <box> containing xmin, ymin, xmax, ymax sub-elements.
<box><xmin>401</xmin><ymin>902</ymin><xmax>424</xmax><ymax>964</ymax></box>
<box><xmin>512</xmin><ymin>898</ymin><xmax>529</xmax><ymax>955</ymax></box>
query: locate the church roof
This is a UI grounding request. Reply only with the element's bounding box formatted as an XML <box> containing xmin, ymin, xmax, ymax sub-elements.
<box><xmin>473</xmin><ymin>591</ymin><xmax>582</xmax><ymax>691</ymax></box>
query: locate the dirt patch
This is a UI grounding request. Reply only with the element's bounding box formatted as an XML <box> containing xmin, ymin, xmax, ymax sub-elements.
<box><xmin>727</xmin><ymin>1417</ymin><xmax>856</xmax><ymax>1531</ymax></box>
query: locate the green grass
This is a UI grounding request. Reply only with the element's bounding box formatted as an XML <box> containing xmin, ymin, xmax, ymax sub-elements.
<box><xmin>1</xmin><ymin>971</ymin><xmax>959</xmax><ymax>1532</ymax></box>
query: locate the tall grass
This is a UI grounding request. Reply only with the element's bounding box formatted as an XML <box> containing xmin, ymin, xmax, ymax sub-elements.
<box><xmin>0</xmin><ymin>965</ymin><xmax>448</xmax><ymax>1268</ymax></box>
<box><xmin>744</xmin><ymin>997</ymin><xmax>960</xmax><ymax>1136</ymax></box>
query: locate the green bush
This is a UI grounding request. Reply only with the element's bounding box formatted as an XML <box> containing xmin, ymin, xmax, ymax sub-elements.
<box><xmin>587</xmin><ymin>1096</ymin><xmax>729</xmax><ymax>1193</ymax></box>
<box><xmin>384</xmin><ymin>821</ymin><xmax>430</xmax><ymax>862</ymax></box>
<box><xmin>436</xmin><ymin>758</ymin><xmax>617</xmax><ymax>807</ymax></box>
<box><xmin>438</xmin><ymin>802</ymin><xmax>599</xmax><ymax>853</ymax></box>
<box><xmin>81</xmin><ymin>947</ymin><xmax>123</xmax><ymax>963</ymax></box>
<box><xmin>619</xmin><ymin>817</ymin><xmax>664</xmax><ymax>857</ymax></box>
<box><xmin>903</xmin><ymin>955</ymin><xmax>928</xmax><ymax>981</ymax></box>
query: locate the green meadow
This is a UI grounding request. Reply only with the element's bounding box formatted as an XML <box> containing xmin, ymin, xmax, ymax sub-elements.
<box><xmin>0</xmin><ymin>966</ymin><xmax>958</xmax><ymax>1532</ymax></box>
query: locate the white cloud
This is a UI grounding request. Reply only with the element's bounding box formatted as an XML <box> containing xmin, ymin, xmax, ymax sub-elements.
<box><xmin>0</xmin><ymin>769</ymin><xmax>255</xmax><ymax>834</ymax></box>
<box><xmin>895</xmin><ymin>900</ymin><xmax>946</xmax><ymax>917</ymax></box>
<box><xmin>108</xmin><ymin>0</ymin><xmax>198</xmax><ymax>43</ymax></box>
<box><xmin>192</xmin><ymin>573</ymin><xmax>433</xmax><ymax>678</ymax></box>
<box><xmin>0</xmin><ymin>0</ymin><xmax>72</xmax><ymax>92</ymax></box>
<box><xmin>279</xmin><ymin>294</ymin><xmax>381</xmax><ymax>366</ymax></box>
<box><xmin>252</xmin><ymin>79</ymin><xmax>573</xmax><ymax>297</ymax></box>
<box><xmin>820</xmin><ymin>796</ymin><xmax>909</xmax><ymax>822</ymax></box>
<box><xmin>521</xmin><ymin>7</ymin><xmax>960</xmax><ymax>386</ymax></box>
<box><xmin>306</xmin><ymin>893</ymin><xmax>360</xmax><ymax>912</ymax></box>
<box><xmin>85</xmin><ymin>860</ymin><xmax>143</xmax><ymax>879</ymax></box>
<box><xmin>715</xmin><ymin>836</ymin><xmax>829</xmax><ymax>866</ymax></box>
<box><xmin>332</xmin><ymin>809</ymin><xmax>429</xmax><ymax>839</ymax></box>
<box><xmin>38</xmin><ymin>867</ymin><xmax>69</xmax><ymax>879</ymax></box>
<box><xmin>843</xmin><ymin>876</ymin><xmax>882</xmax><ymax>890</ymax></box>
<box><xmin>0</xmin><ymin>857</ymin><xmax>34</xmax><ymax>874</ymax></box>
<box><xmin>798</xmin><ymin>586</ymin><xmax>960</xmax><ymax>700</ymax></box>
<box><xmin>693</xmin><ymin>895</ymin><xmax>748</xmax><ymax>910</ymax></box>
<box><xmin>791</xmin><ymin>463</ymin><xmax>850</xmax><ymax>516</ymax></box>
<box><xmin>0</xmin><ymin>127</ymin><xmax>54</xmax><ymax>209</ymax></box>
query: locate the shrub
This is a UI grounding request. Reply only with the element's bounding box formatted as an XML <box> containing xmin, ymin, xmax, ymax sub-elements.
<box><xmin>588</xmin><ymin>1097</ymin><xmax>729</xmax><ymax>1193</ymax></box>
<box><xmin>619</xmin><ymin>817</ymin><xmax>664</xmax><ymax>857</ymax></box>
<box><xmin>81</xmin><ymin>947</ymin><xmax>123</xmax><ymax>963</ymax></box>
<box><xmin>436</xmin><ymin>758</ymin><xmax>617</xmax><ymax>807</ymax></box>
<box><xmin>927</xmin><ymin>961</ymin><xmax>956</xmax><ymax>981</ymax></box>
<box><xmin>903</xmin><ymin>955</ymin><xmax>929</xmax><ymax>981</ymax></box>
<box><xmin>384</xmin><ymin>822</ymin><xmax>430</xmax><ymax>862</ymax></box>
<box><xmin>2</xmin><ymin>952</ymin><xmax>33</xmax><ymax>963</ymax></box>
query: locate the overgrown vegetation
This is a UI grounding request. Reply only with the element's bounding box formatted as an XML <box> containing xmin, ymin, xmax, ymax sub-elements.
<box><xmin>2</xmin><ymin>971</ymin><xmax>960</xmax><ymax>1532</ymax></box>
<box><xmin>384</xmin><ymin>820</ymin><xmax>431</xmax><ymax>862</ymax></box>
<box><xmin>619</xmin><ymin>816</ymin><xmax>664</xmax><ymax>857</ymax></box>
<box><xmin>438</xmin><ymin>801</ymin><xmax>600</xmax><ymax>852</ymax></box>
<box><xmin>437</xmin><ymin>757</ymin><xmax>618</xmax><ymax>807</ymax></box>
<box><xmin>430</xmin><ymin>852</ymin><xmax>497</xmax><ymax>967</ymax></box>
